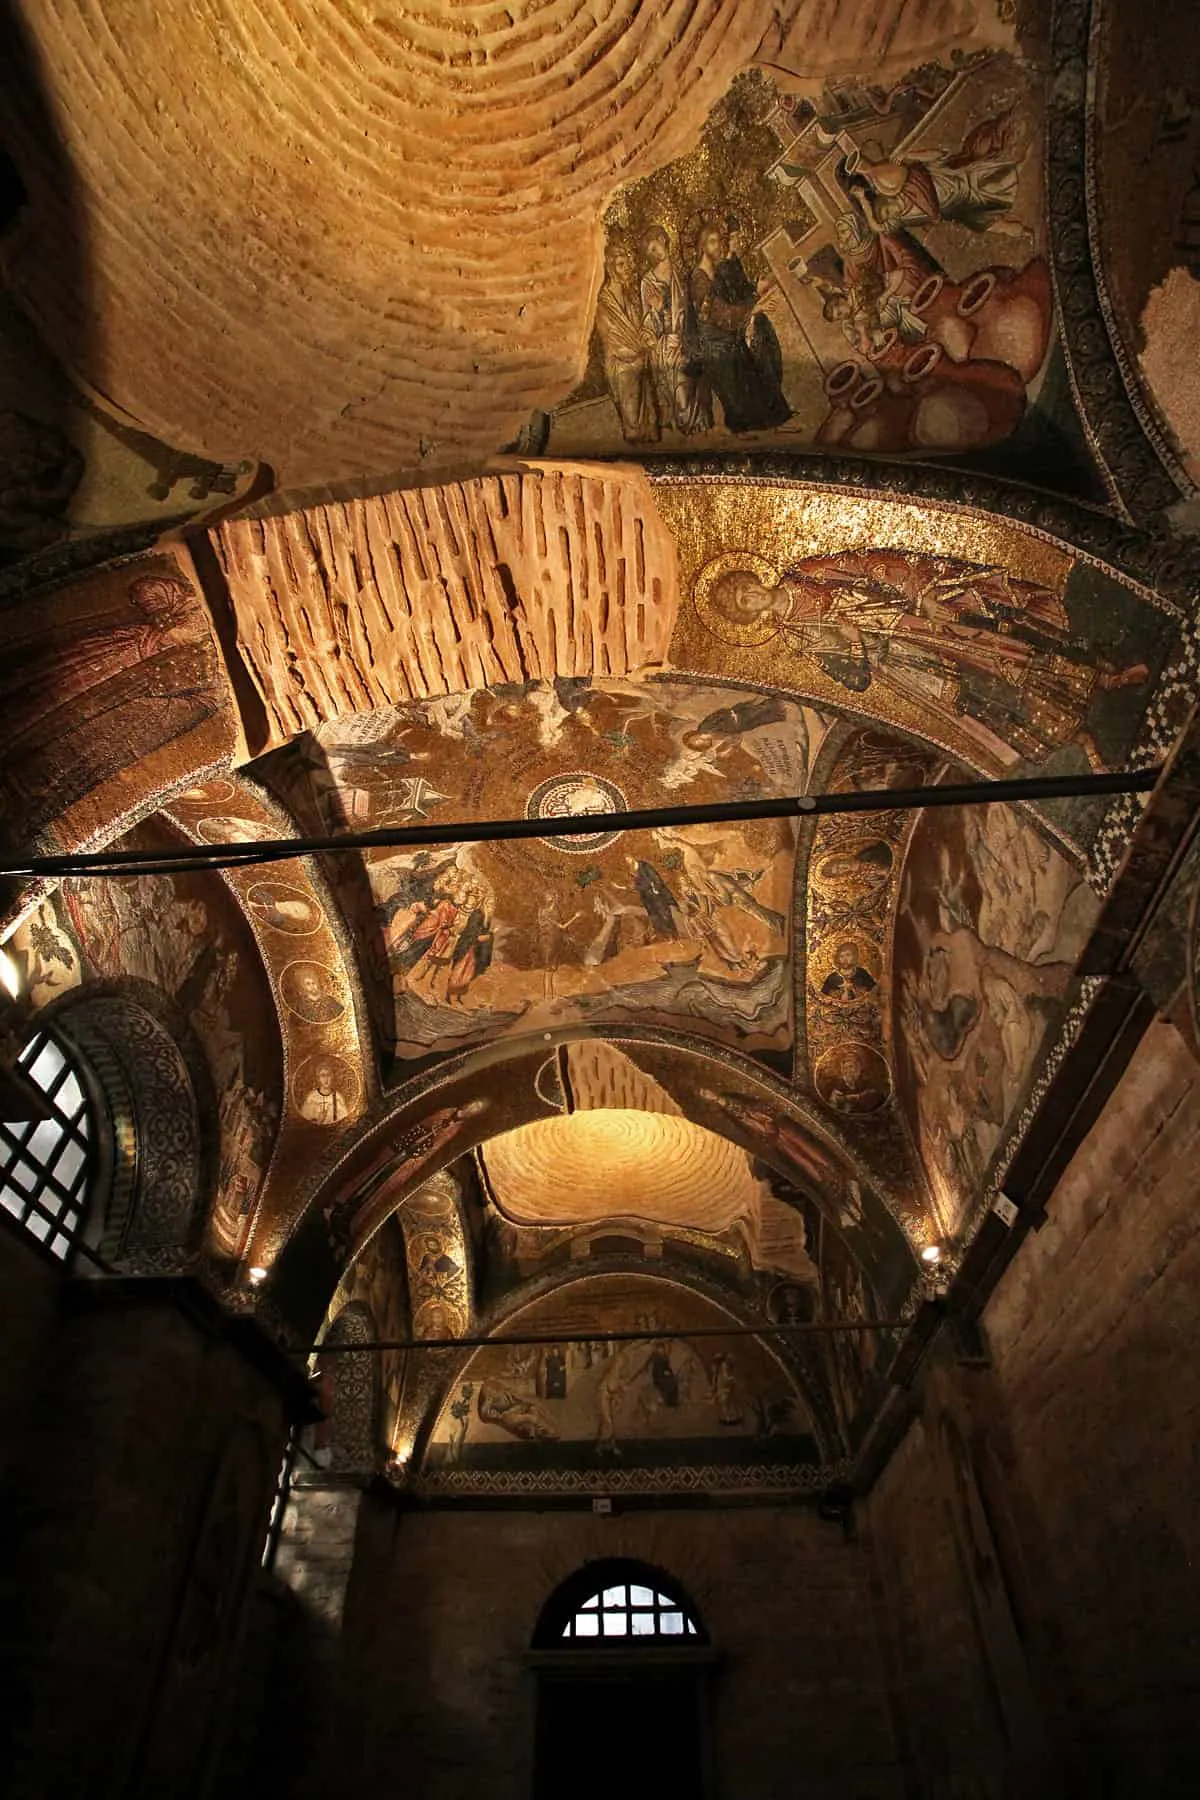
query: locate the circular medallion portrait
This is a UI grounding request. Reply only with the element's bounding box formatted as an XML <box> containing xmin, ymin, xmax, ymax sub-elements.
<box><xmin>692</xmin><ymin>551</ymin><xmax>785</xmax><ymax>648</ymax></box>
<box><xmin>814</xmin><ymin>1042</ymin><xmax>891</xmax><ymax>1115</ymax></box>
<box><xmin>176</xmin><ymin>778</ymin><xmax>238</xmax><ymax>806</ymax></box>
<box><xmin>812</xmin><ymin>936</ymin><xmax>880</xmax><ymax>1007</ymax></box>
<box><xmin>247</xmin><ymin>881</ymin><xmax>323</xmax><ymax>936</ymax></box>
<box><xmin>525</xmin><ymin>771</ymin><xmax>628</xmax><ymax>854</ymax></box>
<box><xmin>280</xmin><ymin>960</ymin><xmax>347</xmax><ymax>1025</ymax></box>
<box><xmin>291</xmin><ymin>1052</ymin><xmax>360</xmax><ymax>1125</ymax></box>
<box><xmin>195</xmin><ymin>814</ymin><xmax>276</xmax><ymax>845</ymax></box>
<box><xmin>813</xmin><ymin>839</ymin><xmax>894</xmax><ymax>901</ymax></box>
<box><xmin>414</xmin><ymin>1297</ymin><xmax>467</xmax><ymax>1341</ymax></box>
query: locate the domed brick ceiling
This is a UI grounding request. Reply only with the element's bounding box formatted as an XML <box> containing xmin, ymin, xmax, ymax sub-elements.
<box><xmin>0</xmin><ymin>0</ymin><xmax>1031</xmax><ymax>506</ymax></box>
<box><xmin>480</xmin><ymin>1109</ymin><xmax>770</xmax><ymax>1234</ymax></box>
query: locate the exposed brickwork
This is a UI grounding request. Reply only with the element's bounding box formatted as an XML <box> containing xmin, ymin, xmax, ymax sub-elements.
<box><xmin>1</xmin><ymin>1</ymin><xmax>1010</xmax><ymax>486</ymax></box>
<box><xmin>865</xmin><ymin>1416</ymin><xmax>1011</xmax><ymax>1797</ymax></box>
<box><xmin>981</xmin><ymin>1018</ymin><xmax>1200</xmax><ymax>1794</ymax></box>
<box><xmin>336</xmin><ymin>1501</ymin><xmax>903</xmax><ymax>1800</ymax></box>
<box><xmin>0</xmin><ymin>1283</ymin><xmax>295</xmax><ymax>1800</ymax></box>
<box><xmin>0</xmin><ymin>1227</ymin><xmax>60</xmax><ymax>1487</ymax></box>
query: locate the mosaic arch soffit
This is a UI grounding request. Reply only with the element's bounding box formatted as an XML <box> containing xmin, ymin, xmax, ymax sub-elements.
<box><xmin>6</xmin><ymin>774</ymin><xmax>376</xmax><ymax>1278</ymax></box>
<box><xmin>3</xmin><ymin>454</ymin><xmax>1191</xmax><ymax>1318</ymax></box>
<box><xmin>0</xmin><ymin>0</ymin><xmax>1189</xmax><ymax>570</ymax></box>
<box><xmin>155</xmin><ymin>774</ymin><xmax>378</xmax><ymax>1265</ymax></box>
<box><xmin>2</xmin><ymin>461</ymin><xmax>1194</xmax><ymax>930</ymax></box>
<box><xmin>204</xmin><ymin>456</ymin><xmax>1184</xmax><ymax>1263</ymax></box>
<box><xmin>257</xmin><ymin>1025</ymin><xmax>924</xmax><ymax>1340</ymax></box>
<box><xmin>200</xmin><ymin>460</ymin><xmax>1193</xmax><ymax>871</ymax></box>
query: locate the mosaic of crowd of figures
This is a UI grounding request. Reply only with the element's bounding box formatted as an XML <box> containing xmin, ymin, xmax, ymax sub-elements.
<box><xmin>425</xmin><ymin>1274</ymin><xmax>821</xmax><ymax>1475</ymax></box>
<box><xmin>260</xmin><ymin>679</ymin><xmax>830</xmax><ymax>1066</ymax></box>
<box><xmin>546</xmin><ymin>53</ymin><xmax>1091</xmax><ymax>480</ymax></box>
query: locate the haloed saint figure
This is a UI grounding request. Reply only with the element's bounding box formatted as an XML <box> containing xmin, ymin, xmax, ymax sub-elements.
<box><xmin>694</xmin><ymin>549</ymin><xmax>1149</xmax><ymax>772</ymax></box>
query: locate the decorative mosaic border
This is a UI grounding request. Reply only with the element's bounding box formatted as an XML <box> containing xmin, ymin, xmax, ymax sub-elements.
<box><xmin>1076</xmin><ymin>0</ymin><xmax>1195</xmax><ymax>507</ymax></box>
<box><xmin>966</xmin><ymin>970</ymin><xmax>1106</xmax><ymax>1243</ymax></box>
<box><xmin>1045</xmin><ymin>0</ymin><xmax>1182</xmax><ymax>518</ymax></box>
<box><xmin>1089</xmin><ymin>608</ymin><xmax>1200</xmax><ymax>892</ymax></box>
<box><xmin>646</xmin><ymin>460</ymin><xmax>1200</xmax><ymax>607</ymax></box>
<box><xmin>411</xmin><ymin>1457</ymin><xmax>852</xmax><ymax>1500</ymax></box>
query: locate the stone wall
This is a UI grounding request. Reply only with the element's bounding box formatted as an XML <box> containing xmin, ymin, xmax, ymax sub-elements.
<box><xmin>979</xmin><ymin>1018</ymin><xmax>1200</xmax><ymax>1795</ymax></box>
<box><xmin>865</xmin><ymin>1412</ymin><xmax>1016</xmax><ymax>1799</ymax></box>
<box><xmin>6</xmin><ymin>1015</ymin><xmax>1200</xmax><ymax>1799</ymax></box>
<box><xmin>865</xmin><ymin>1016</ymin><xmax>1200</xmax><ymax>1799</ymax></box>
<box><xmin>328</xmin><ymin>1499</ymin><xmax>904</xmax><ymax>1800</ymax></box>
<box><xmin>0</xmin><ymin>1279</ymin><xmax>299</xmax><ymax>1800</ymax></box>
<box><xmin>235</xmin><ymin>1479</ymin><xmax>369</xmax><ymax>1796</ymax></box>
<box><xmin>0</xmin><ymin>1224</ymin><xmax>61</xmax><ymax>1486</ymax></box>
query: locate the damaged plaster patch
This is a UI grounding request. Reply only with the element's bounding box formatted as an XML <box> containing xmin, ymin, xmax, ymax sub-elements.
<box><xmin>1139</xmin><ymin>266</ymin><xmax>1200</xmax><ymax>491</ymax></box>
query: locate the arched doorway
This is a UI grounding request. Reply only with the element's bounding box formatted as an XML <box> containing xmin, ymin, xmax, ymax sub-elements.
<box><xmin>530</xmin><ymin>1559</ymin><xmax>715</xmax><ymax>1800</ymax></box>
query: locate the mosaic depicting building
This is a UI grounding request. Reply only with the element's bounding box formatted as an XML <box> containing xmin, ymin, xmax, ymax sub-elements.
<box><xmin>0</xmin><ymin>2</ymin><xmax>1199</xmax><ymax>1795</ymax></box>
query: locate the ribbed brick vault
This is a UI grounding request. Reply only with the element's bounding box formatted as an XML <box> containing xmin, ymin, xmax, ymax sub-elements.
<box><xmin>2</xmin><ymin>0</ymin><xmax>1011</xmax><ymax>487</ymax></box>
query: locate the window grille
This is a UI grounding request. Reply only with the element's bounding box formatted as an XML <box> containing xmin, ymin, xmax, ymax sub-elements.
<box><xmin>560</xmin><ymin>1579</ymin><xmax>701</xmax><ymax>1642</ymax></box>
<box><xmin>0</xmin><ymin>1029</ymin><xmax>95</xmax><ymax>1262</ymax></box>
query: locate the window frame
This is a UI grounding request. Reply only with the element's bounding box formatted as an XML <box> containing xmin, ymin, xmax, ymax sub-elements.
<box><xmin>560</xmin><ymin>1580</ymin><xmax>701</xmax><ymax>1644</ymax></box>
<box><xmin>0</xmin><ymin>1026</ymin><xmax>97</xmax><ymax>1264</ymax></box>
<box><xmin>531</xmin><ymin>1558</ymin><xmax>710</xmax><ymax>1653</ymax></box>
<box><xmin>529</xmin><ymin>1558</ymin><xmax>718</xmax><ymax>1800</ymax></box>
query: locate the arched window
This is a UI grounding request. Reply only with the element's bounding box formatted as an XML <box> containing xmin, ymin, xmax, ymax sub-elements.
<box><xmin>0</xmin><ymin>1027</ymin><xmax>96</xmax><ymax>1261</ymax></box>
<box><xmin>532</xmin><ymin>1561</ymin><xmax>713</xmax><ymax>1800</ymax></box>
<box><xmin>534</xmin><ymin>1558</ymin><xmax>707</xmax><ymax>1648</ymax></box>
<box><xmin>560</xmin><ymin>1577</ymin><xmax>701</xmax><ymax>1643</ymax></box>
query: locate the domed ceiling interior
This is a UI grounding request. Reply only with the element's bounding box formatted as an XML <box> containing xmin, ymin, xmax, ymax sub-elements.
<box><xmin>1</xmin><ymin>0</ymin><xmax>1198</xmax><ymax>1498</ymax></box>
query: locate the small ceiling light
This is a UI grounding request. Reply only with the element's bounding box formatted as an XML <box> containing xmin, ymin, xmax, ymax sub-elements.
<box><xmin>921</xmin><ymin>1243</ymin><xmax>943</xmax><ymax>1265</ymax></box>
<box><xmin>0</xmin><ymin>947</ymin><xmax>22</xmax><ymax>1001</ymax></box>
<box><xmin>248</xmin><ymin>1265</ymin><xmax>269</xmax><ymax>1285</ymax></box>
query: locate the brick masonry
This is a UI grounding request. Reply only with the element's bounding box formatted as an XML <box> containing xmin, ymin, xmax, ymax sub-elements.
<box><xmin>334</xmin><ymin>1502</ymin><xmax>904</xmax><ymax>1800</ymax></box>
<box><xmin>980</xmin><ymin>1018</ymin><xmax>1200</xmax><ymax>1794</ymax></box>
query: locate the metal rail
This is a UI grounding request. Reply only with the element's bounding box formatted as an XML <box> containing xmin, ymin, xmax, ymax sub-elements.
<box><xmin>307</xmin><ymin>1318</ymin><xmax>912</xmax><ymax>1354</ymax></box>
<box><xmin>2</xmin><ymin>767</ymin><xmax>1160</xmax><ymax>881</ymax></box>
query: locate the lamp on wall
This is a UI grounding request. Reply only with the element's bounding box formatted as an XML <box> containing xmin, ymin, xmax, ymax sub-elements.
<box><xmin>920</xmin><ymin>1240</ymin><xmax>953</xmax><ymax>1301</ymax></box>
<box><xmin>0</xmin><ymin>946</ymin><xmax>21</xmax><ymax>1001</ymax></box>
<box><xmin>248</xmin><ymin>1264</ymin><xmax>269</xmax><ymax>1286</ymax></box>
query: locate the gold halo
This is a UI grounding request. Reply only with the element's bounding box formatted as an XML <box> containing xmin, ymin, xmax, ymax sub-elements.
<box><xmin>692</xmin><ymin>551</ymin><xmax>783</xmax><ymax>648</ymax></box>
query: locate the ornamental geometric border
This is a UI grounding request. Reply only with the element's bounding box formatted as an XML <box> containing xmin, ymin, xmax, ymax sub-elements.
<box><xmin>410</xmin><ymin>1457</ymin><xmax>852</xmax><ymax>1500</ymax></box>
<box><xmin>646</xmin><ymin>461</ymin><xmax>1200</xmax><ymax>610</ymax></box>
<box><xmin>1072</xmin><ymin>0</ymin><xmax>1195</xmax><ymax>512</ymax></box>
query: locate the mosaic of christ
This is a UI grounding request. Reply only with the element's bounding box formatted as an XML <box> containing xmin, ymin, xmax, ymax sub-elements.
<box><xmin>267</xmin><ymin>681</ymin><xmax>832</xmax><ymax>1062</ymax></box>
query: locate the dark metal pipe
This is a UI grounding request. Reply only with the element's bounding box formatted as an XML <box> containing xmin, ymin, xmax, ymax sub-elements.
<box><xmin>2</xmin><ymin>767</ymin><xmax>1160</xmax><ymax>881</ymax></box>
<box><xmin>308</xmin><ymin>1318</ymin><xmax>909</xmax><ymax>1355</ymax></box>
